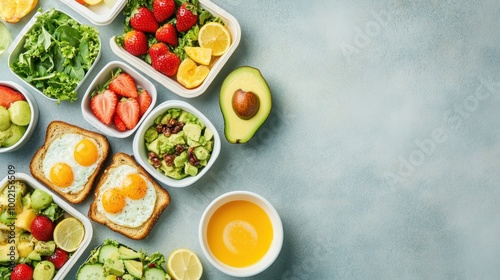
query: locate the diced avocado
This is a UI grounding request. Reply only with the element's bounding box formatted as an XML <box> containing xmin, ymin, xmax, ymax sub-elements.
<box><xmin>144</xmin><ymin>126</ymin><xmax>159</xmax><ymax>143</ymax></box>
<box><xmin>174</xmin><ymin>151</ymin><xmax>187</xmax><ymax>168</ymax></box>
<box><xmin>118</xmin><ymin>246</ymin><xmax>141</xmax><ymax>260</ymax></box>
<box><xmin>204</xmin><ymin>127</ymin><xmax>214</xmax><ymax>140</ymax></box>
<box><xmin>204</xmin><ymin>140</ymin><xmax>214</xmax><ymax>152</ymax></box>
<box><xmin>186</xmin><ymin>137</ymin><xmax>201</xmax><ymax>148</ymax></box>
<box><xmin>183</xmin><ymin>123</ymin><xmax>201</xmax><ymax>141</ymax></box>
<box><xmin>154</xmin><ymin>114</ymin><xmax>163</xmax><ymax>125</ymax></box>
<box><xmin>0</xmin><ymin>210</ymin><xmax>16</xmax><ymax>225</ymax></box>
<box><xmin>147</xmin><ymin>138</ymin><xmax>161</xmax><ymax>155</ymax></box>
<box><xmin>194</xmin><ymin>147</ymin><xmax>209</xmax><ymax>160</ymax></box>
<box><xmin>160</xmin><ymin>160</ymin><xmax>175</xmax><ymax>174</ymax></box>
<box><xmin>184</xmin><ymin>163</ymin><xmax>198</xmax><ymax>177</ymax></box>
<box><xmin>168</xmin><ymin>131</ymin><xmax>185</xmax><ymax>145</ymax></box>
<box><xmin>178</xmin><ymin>111</ymin><xmax>196</xmax><ymax>123</ymax></box>
<box><xmin>123</xmin><ymin>259</ymin><xmax>143</xmax><ymax>278</ymax></box>
<box><xmin>160</xmin><ymin>113</ymin><xmax>172</xmax><ymax>124</ymax></box>
<box><xmin>22</xmin><ymin>193</ymin><xmax>31</xmax><ymax>209</ymax></box>
<box><xmin>18</xmin><ymin>240</ymin><xmax>34</xmax><ymax>258</ymax></box>
<box><xmin>77</xmin><ymin>263</ymin><xmax>104</xmax><ymax>280</ymax></box>
<box><xmin>31</xmin><ymin>189</ymin><xmax>53</xmax><ymax>211</ymax></box>
<box><xmin>33</xmin><ymin>260</ymin><xmax>55</xmax><ymax>280</ymax></box>
<box><xmin>158</xmin><ymin>134</ymin><xmax>174</xmax><ymax>155</ymax></box>
<box><xmin>34</xmin><ymin>241</ymin><xmax>56</xmax><ymax>256</ymax></box>
<box><xmin>104</xmin><ymin>258</ymin><xmax>125</xmax><ymax>277</ymax></box>
<box><xmin>166</xmin><ymin>168</ymin><xmax>188</xmax><ymax>180</ymax></box>
<box><xmin>27</xmin><ymin>250</ymin><xmax>41</xmax><ymax>261</ymax></box>
<box><xmin>144</xmin><ymin>267</ymin><xmax>167</xmax><ymax>280</ymax></box>
<box><xmin>98</xmin><ymin>244</ymin><xmax>119</xmax><ymax>264</ymax></box>
<box><xmin>198</xmin><ymin>135</ymin><xmax>207</xmax><ymax>146</ymax></box>
<box><xmin>1</xmin><ymin>124</ymin><xmax>27</xmax><ymax>147</ymax></box>
<box><xmin>199</xmin><ymin>159</ymin><xmax>208</xmax><ymax>167</ymax></box>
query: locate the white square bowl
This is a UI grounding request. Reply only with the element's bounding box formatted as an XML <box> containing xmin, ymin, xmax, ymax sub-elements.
<box><xmin>8</xmin><ymin>10</ymin><xmax>101</xmax><ymax>102</ymax></box>
<box><xmin>110</xmin><ymin>0</ymin><xmax>241</xmax><ymax>98</ymax></box>
<box><xmin>81</xmin><ymin>60</ymin><xmax>158</xmax><ymax>138</ymax></box>
<box><xmin>59</xmin><ymin>0</ymin><xmax>127</xmax><ymax>26</ymax></box>
<box><xmin>0</xmin><ymin>172</ymin><xmax>93</xmax><ymax>280</ymax></box>
<box><xmin>133</xmin><ymin>100</ymin><xmax>221</xmax><ymax>188</ymax></box>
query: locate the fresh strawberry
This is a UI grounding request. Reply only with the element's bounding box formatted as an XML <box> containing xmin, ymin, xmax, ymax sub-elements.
<box><xmin>11</xmin><ymin>264</ymin><xmax>33</xmax><ymax>280</ymax></box>
<box><xmin>0</xmin><ymin>85</ymin><xmax>25</xmax><ymax>109</ymax></box>
<box><xmin>149</xmin><ymin>42</ymin><xmax>170</xmax><ymax>60</ymax></box>
<box><xmin>30</xmin><ymin>215</ymin><xmax>54</xmax><ymax>241</ymax></box>
<box><xmin>130</xmin><ymin>7</ymin><xmax>159</xmax><ymax>33</ymax></box>
<box><xmin>45</xmin><ymin>248</ymin><xmax>69</xmax><ymax>270</ymax></box>
<box><xmin>156</xmin><ymin>23</ymin><xmax>178</xmax><ymax>46</ymax></box>
<box><xmin>153</xmin><ymin>0</ymin><xmax>175</xmax><ymax>23</ymax></box>
<box><xmin>176</xmin><ymin>3</ymin><xmax>198</xmax><ymax>32</ymax></box>
<box><xmin>123</xmin><ymin>30</ymin><xmax>148</xmax><ymax>56</ymax></box>
<box><xmin>116</xmin><ymin>98</ymin><xmax>140</xmax><ymax>130</ymax></box>
<box><xmin>136</xmin><ymin>89</ymin><xmax>152</xmax><ymax>116</ymax></box>
<box><xmin>113</xmin><ymin>114</ymin><xmax>127</xmax><ymax>132</ymax></box>
<box><xmin>109</xmin><ymin>72</ymin><xmax>138</xmax><ymax>98</ymax></box>
<box><xmin>152</xmin><ymin>52</ymin><xmax>180</xmax><ymax>76</ymax></box>
<box><xmin>90</xmin><ymin>89</ymin><xmax>118</xmax><ymax>125</ymax></box>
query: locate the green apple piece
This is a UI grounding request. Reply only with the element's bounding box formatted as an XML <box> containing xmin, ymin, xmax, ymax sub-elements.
<box><xmin>8</xmin><ymin>100</ymin><xmax>31</xmax><ymax>126</ymax></box>
<box><xmin>0</xmin><ymin>106</ymin><xmax>11</xmax><ymax>131</ymax></box>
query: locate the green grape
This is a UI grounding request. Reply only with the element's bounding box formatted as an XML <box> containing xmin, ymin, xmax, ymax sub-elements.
<box><xmin>0</xmin><ymin>106</ymin><xmax>11</xmax><ymax>131</ymax></box>
<box><xmin>8</xmin><ymin>100</ymin><xmax>31</xmax><ymax>126</ymax></box>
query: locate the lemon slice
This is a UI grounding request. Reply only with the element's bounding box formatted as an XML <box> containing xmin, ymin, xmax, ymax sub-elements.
<box><xmin>177</xmin><ymin>58</ymin><xmax>210</xmax><ymax>89</ymax></box>
<box><xmin>167</xmin><ymin>248</ymin><xmax>203</xmax><ymax>280</ymax></box>
<box><xmin>198</xmin><ymin>22</ymin><xmax>231</xmax><ymax>57</ymax></box>
<box><xmin>184</xmin><ymin>47</ymin><xmax>212</xmax><ymax>66</ymax></box>
<box><xmin>53</xmin><ymin>217</ymin><xmax>85</xmax><ymax>252</ymax></box>
<box><xmin>0</xmin><ymin>0</ymin><xmax>38</xmax><ymax>23</ymax></box>
<box><xmin>84</xmin><ymin>0</ymin><xmax>102</xmax><ymax>5</ymax></box>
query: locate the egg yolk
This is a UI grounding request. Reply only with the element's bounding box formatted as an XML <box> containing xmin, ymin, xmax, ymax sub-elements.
<box><xmin>50</xmin><ymin>163</ymin><xmax>74</xmax><ymax>188</ymax></box>
<box><xmin>102</xmin><ymin>188</ymin><xmax>126</xmax><ymax>214</ymax></box>
<box><xmin>121</xmin><ymin>173</ymin><xmax>148</xmax><ymax>200</ymax></box>
<box><xmin>74</xmin><ymin>139</ymin><xmax>99</xmax><ymax>167</ymax></box>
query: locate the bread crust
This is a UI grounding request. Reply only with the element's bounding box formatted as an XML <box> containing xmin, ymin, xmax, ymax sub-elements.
<box><xmin>30</xmin><ymin>121</ymin><xmax>110</xmax><ymax>204</ymax></box>
<box><xmin>88</xmin><ymin>152</ymin><xmax>171</xmax><ymax>240</ymax></box>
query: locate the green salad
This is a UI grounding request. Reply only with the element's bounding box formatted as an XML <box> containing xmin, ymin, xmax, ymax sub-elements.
<box><xmin>10</xmin><ymin>9</ymin><xmax>100</xmax><ymax>103</ymax></box>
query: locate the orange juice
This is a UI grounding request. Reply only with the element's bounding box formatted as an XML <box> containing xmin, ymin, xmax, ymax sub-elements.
<box><xmin>207</xmin><ymin>200</ymin><xmax>273</xmax><ymax>267</ymax></box>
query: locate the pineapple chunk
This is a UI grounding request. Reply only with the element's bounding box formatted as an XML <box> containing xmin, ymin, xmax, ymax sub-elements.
<box><xmin>16</xmin><ymin>208</ymin><xmax>37</xmax><ymax>231</ymax></box>
<box><xmin>17</xmin><ymin>241</ymin><xmax>34</xmax><ymax>258</ymax></box>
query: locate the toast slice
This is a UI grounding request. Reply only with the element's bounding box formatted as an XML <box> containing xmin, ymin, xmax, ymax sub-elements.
<box><xmin>88</xmin><ymin>153</ymin><xmax>171</xmax><ymax>240</ymax></box>
<box><xmin>30</xmin><ymin>121</ymin><xmax>110</xmax><ymax>204</ymax></box>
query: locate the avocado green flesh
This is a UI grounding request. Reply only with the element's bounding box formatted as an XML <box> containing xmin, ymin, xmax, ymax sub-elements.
<box><xmin>220</xmin><ymin>66</ymin><xmax>272</xmax><ymax>144</ymax></box>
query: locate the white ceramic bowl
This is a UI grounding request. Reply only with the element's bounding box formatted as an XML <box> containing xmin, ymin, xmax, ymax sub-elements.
<box><xmin>8</xmin><ymin>10</ymin><xmax>101</xmax><ymax>102</ymax></box>
<box><xmin>110</xmin><ymin>0</ymin><xmax>241</xmax><ymax>98</ymax></box>
<box><xmin>133</xmin><ymin>100</ymin><xmax>221</xmax><ymax>188</ymax></box>
<box><xmin>199</xmin><ymin>191</ymin><xmax>284</xmax><ymax>277</ymax></box>
<box><xmin>60</xmin><ymin>0</ymin><xmax>127</xmax><ymax>26</ymax></box>
<box><xmin>81</xmin><ymin>61</ymin><xmax>157</xmax><ymax>138</ymax></box>
<box><xmin>0</xmin><ymin>173</ymin><xmax>93</xmax><ymax>280</ymax></box>
<box><xmin>0</xmin><ymin>81</ymin><xmax>39</xmax><ymax>153</ymax></box>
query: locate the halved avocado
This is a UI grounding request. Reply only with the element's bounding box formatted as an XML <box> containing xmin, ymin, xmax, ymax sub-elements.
<box><xmin>219</xmin><ymin>66</ymin><xmax>272</xmax><ymax>144</ymax></box>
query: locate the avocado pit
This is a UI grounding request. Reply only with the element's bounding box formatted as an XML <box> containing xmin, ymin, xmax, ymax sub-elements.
<box><xmin>231</xmin><ymin>89</ymin><xmax>260</xmax><ymax>120</ymax></box>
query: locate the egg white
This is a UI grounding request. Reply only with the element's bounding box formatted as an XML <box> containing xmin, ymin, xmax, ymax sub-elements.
<box><xmin>42</xmin><ymin>133</ymin><xmax>101</xmax><ymax>194</ymax></box>
<box><xmin>96</xmin><ymin>165</ymin><xmax>157</xmax><ymax>228</ymax></box>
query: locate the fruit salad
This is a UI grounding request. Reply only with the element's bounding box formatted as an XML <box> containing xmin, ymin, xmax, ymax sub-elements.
<box><xmin>116</xmin><ymin>0</ymin><xmax>232</xmax><ymax>89</ymax></box>
<box><xmin>0</xmin><ymin>180</ymin><xmax>85</xmax><ymax>279</ymax></box>
<box><xmin>90</xmin><ymin>68</ymin><xmax>153</xmax><ymax>132</ymax></box>
<box><xmin>77</xmin><ymin>239</ymin><xmax>169</xmax><ymax>280</ymax></box>
<box><xmin>0</xmin><ymin>86</ymin><xmax>31</xmax><ymax>148</ymax></box>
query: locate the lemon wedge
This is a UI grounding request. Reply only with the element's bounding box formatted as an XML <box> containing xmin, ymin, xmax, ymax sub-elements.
<box><xmin>177</xmin><ymin>58</ymin><xmax>210</xmax><ymax>89</ymax></box>
<box><xmin>184</xmin><ymin>47</ymin><xmax>212</xmax><ymax>66</ymax></box>
<box><xmin>53</xmin><ymin>217</ymin><xmax>85</xmax><ymax>252</ymax></box>
<box><xmin>167</xmin><ymin>248</ymin><xmax>203</xmax><ymax>280</ymax></box>
<box><xmin>198</xmin><ymin>22</ymin><xmax>231</xmax><ymax>57</ymax></box>
<box><xmin>0</xmin><ymin>0</ymin><xmax>39</xmax><ymax>23</ymax></box>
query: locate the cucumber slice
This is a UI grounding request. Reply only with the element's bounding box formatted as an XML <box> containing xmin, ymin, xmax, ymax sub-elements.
<box><xmin>144</xmin><ymin>267</ymin><xmax>167</xmax><ymax>280</ymax></box>
<box><xmin>77</xmin><ymin>263</ymin><xmax>104</xmax><ymax>280</ymax></box>
<box><xmin>98</xmin><ymin>244</ymin><xmax>119</xmax><ymax>263</ymax></box>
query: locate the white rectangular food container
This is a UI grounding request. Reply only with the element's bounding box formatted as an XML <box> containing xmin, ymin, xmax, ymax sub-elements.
<box><xmin>110</xmin><ymin>0</ymin><xmax>241</xmax><ymax>98</ymax></box>
<box><xmin>0</xmin><ymin>172</ymin><xmax>93</xmax><ymax>280</ymax></box>
<box><xmin>8</xmin><ymin>10</ymin><xmax>102</xmax><ymax>102</ymax></box>
<box><xmin>59</xmin><ymin>0</ymin><xmax>127</xmax><ymax>26</ymax></box>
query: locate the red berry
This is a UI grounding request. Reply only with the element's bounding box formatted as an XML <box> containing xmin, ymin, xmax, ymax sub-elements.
<box><xmin>11</xmin><ymin>264</ymin><xmax>33</xmax><ymax>280</ymax></box>
<box><xmin>116</xmin><ymin>98</ymin><xmax>140</xmax><ymax>130</ymax></box>
<box><xmin>0</xmin><ymin>85</ymin><xmax>26</xmax><ymax>109</ymax></box>
<box><xmin>113</xmin><ymin>114</ymin><xmax>127</xmax><ymax>132</ymax></box>
<box><xmin>130</xmin><ymin>7</ymin><xmax>159</xmax><ymax>33</ymax></box>
<box><xmin>123</xmin><ymin>30</ymin><xmax>148</xmax><ymax>56</ymax></box>
<box><xmin>153</xmin><ymin>0</ymin><xmax>175</xmax><ymax>23</ymax></box>
<box><xmin>156</xmin><ymin>23</ymin><xmax>178</xmax><ymax>46</ymax></box>
<box><xmin>30</xmin><ymin>215</ymin><xmax>54</xmax><ymax>241</ymax></box>
<box><xmin>109</xmin><ymin>72</ymin><xmax>138</xmax><ymax>98</ymax></box>
<box><xmin>90</xmin><ymin>89</ymin><xmax>118</xmax><ymax>125</ymax></box>
<box><xmin>148</xmin><ymin>42</ymin><xmax>169</xmax><ymax>61</ymax></box>
<box><xmin>152</xmin><ymin>52</ymin><xmax>180</xmax><ymax>77</ymax></box>
<box><xmin>176</xmin><ymin>3</ymin><xmax>198</xmax><ymax>32</ymax></box>
<box><xmin>45</xmin><ymin>248</ymin><xmax>69</xmax><ymax>270</ymax></box>
<box><xmin>136</xmin><ymin>89</ymin><xmax>152</xmax><ymax>116</ymax></box>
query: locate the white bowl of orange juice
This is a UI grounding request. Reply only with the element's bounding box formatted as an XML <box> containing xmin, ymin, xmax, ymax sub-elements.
<box><xmin>199</xmin><ymin>191</ymin><xmax>283</xmax><ymax>277</ymax></box>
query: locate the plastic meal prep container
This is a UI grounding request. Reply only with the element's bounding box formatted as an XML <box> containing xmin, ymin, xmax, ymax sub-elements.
<box><xmin>8</xmin><ymin>10</ymin><xmax>102</xmax><ymax>102</ymax></box>
<box><xmin>59</xmin><ymin>0</ymin><xmax>127</xmax><ymax>26</ymax></box>
<box><xmin>110</xmin><ymin>0</ymin><xmax>241</xmax><ymax>98</ymax></box>
<box><xmin>0</xmin><ymin>172</ymin><xmax>93</xmax><ymax>280</ymax></box>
